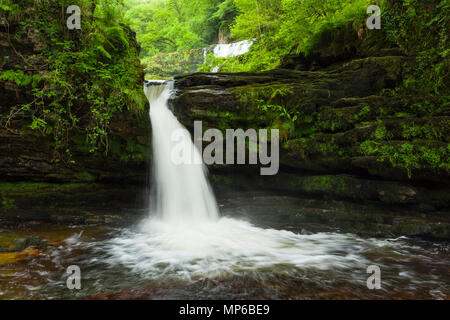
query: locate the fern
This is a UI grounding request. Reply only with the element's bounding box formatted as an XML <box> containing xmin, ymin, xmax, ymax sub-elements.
<box><xmin>106</xmin><ymin>26</ymin><xmax>129</xmax><ymax>50</ymax></box>
<box><xmin>96</xmin><ymin>45</ymin><xmax>112</xmax><ymax>59</ymax></box>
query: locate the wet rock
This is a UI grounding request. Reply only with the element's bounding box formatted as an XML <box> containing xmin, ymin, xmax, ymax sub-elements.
<box><xmin>89</xmin><ymin>287</ymin><xmax>157</xmax><ymax>300</ymax></box>
<box><xmin>0</xmin><ymin>246</ymin><xmax>41</xmax><ymax>265</ymax></box>
<box><xmin>0</xmin><ymin>230</ymin><xmax>46</xmax><ymax>253</ymax></box>
<box><xmin>210</xmin><ymin>171</ymin><xmax>450</xmax><ymax>240</ymax></box>
<box><xmin>0</xmin><ymin>182</ymin><xmax>147</xmax><ymax>227</ymax></box>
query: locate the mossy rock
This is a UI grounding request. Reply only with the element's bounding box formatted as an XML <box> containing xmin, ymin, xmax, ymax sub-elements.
<box><xmin>0</xmin><ymin>230</ymin><xmax>46</xmax><ymax>253</ymax></box>
<box><xmin>279</xmin><ymin>22</ymin><xmax>401</xmax><ymax>71</ymax></box>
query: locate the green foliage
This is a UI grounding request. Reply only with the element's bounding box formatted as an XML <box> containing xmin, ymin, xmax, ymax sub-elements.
<box><xmin>384</xmin><ymin>0</ymin><xmax>449</xmax><ymax>96</ymax></box>
<box><xmin>124</xmin><ymin>0</ymin><xmax>237</xmax><ymax>57</ymax></box>
<box><xmin>259</xmin><ymin>104</ymin><xmax>298</xmax><ymax>123</ymax></box>
<box><xmin>357</xmin><ymin>105</ymin><xmax>371</xmax><ymax>118</ymax></box>
<box><xmin>234</xmin><ymin>84</ymin><xmax>298</xmax><ymax>140</ymax></box>
<box><xmin>373</xmin><ymin>125</ymin><xmax>393</xmax><ymax>141</ymax></box>
<box><xmin>401</xmin><ymin>123</ymin><xmax>442</xmax><ymax>141</ymax></box>
<box><xmin>211</xmin><ymin>0</ymin><xmax>238</xmax><ymax>34</ymax></box>
<box><xmin>125</xmin><ymin>0</ymin><xmax>448</xmax><ymax>87</ymax></box>
<box><xmin>360</xmin><ymin>140</ymin><xmax>450</xmax><ymax>178</ymax></box>
<box><xmin>0</xmin><ymin>0</ymin><xmax>28</xmax><ymax>20</ymax></box>
<box><xmin>201</xmin><ymin>0</ymin><xmax>372</xmax><ymax>72</ymax></box>
<box><xmin>0</xmin><ymin>70</ymin><xmax>41</xmax><ymax>87</ymax></box>
<box><xmin>125</xmin><ymin>0</ymin><xmax>375</xmax><ymax>72</ymax></box>
<box><xmin>1</xmin><ymin>0</ymin><xmax>146</xmax><ymax>160</ymax></box>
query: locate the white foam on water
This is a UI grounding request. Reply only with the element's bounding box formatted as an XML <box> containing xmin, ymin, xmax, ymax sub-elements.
<box><xmin>105</xmin><ymin>217</ymin><xmax>382</xmax><ymax>279</ymax></box>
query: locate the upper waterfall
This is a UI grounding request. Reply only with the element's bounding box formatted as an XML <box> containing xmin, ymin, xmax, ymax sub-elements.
<box><xmin>210</xmin><ymin>39</ymin><xmax>254</xmax><ymax>58</ymax></box>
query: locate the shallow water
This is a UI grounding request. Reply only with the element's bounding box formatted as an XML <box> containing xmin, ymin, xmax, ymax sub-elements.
<box><xmin>0</xmin><ymin>191</ymin><xmax>448</xmax><ymax>300</ymax></box>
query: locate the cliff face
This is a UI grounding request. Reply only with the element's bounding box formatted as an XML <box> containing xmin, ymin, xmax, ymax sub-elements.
<box><xmin>0</xmin><ymin>2</ymin><xmax>150</xmax><ymax>184</ymax></box>
<box><xmin>171</xmin><ymin>28</ymin><xmax>450</xmax><ymax>239</ymax></box>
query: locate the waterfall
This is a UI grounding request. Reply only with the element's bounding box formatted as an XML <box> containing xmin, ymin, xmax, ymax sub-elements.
<box><xmin>204</xmin><ymin>39</ymin><xmax>254</xmax><ymax>72</ymax></box>
<box><xmin>102</xmin><ymin>80</ymin><xmax>385</xmax><ymax>280</ymax></box>
<box><xmin>144</xmin><ymin>81</ymin><xmax>219</xmax><ymax>223</ymax></box>
<box><xmin>211</xmin><ymin>39</ymin><xmax>253</xmax><ymax>58</ymax></box>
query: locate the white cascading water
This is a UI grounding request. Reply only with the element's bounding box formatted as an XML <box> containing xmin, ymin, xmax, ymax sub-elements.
<box><xmin>212</xmin><ymin>39</ymin><xmax>254</xmax><ymax>58</ymax></box>
<box><xmin>145</xmin><ymin>81</ymin><xmax>219</xmax><ymax>223</ymax></box>
<box><xmin>104</xmin><ymin>82</ymin><xmax>403</xmax><ymax>280</ymax></box>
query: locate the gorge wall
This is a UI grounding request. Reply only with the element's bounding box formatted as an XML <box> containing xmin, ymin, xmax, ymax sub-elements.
<box><xmin>0</xmin><ymin>2</ymin><xmax>150</xmax><ymax>184</ymax></box>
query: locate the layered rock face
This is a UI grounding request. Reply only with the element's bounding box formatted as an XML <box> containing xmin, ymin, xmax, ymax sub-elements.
<box><xmin>171</xmin><ymin>34</ymin><xmax>450</xmax><ymax>239</ymax></box>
